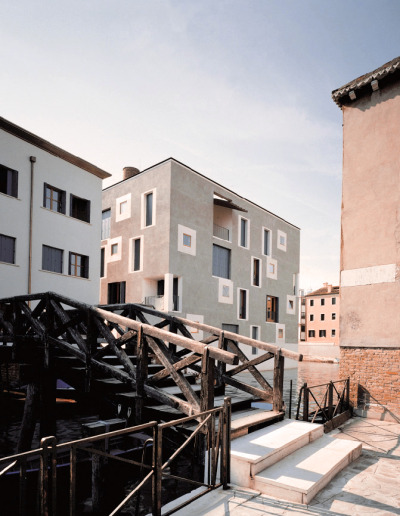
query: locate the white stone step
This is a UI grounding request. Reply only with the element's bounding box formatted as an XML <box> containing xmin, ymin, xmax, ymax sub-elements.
<box><xmin>253</xmin><ymin>434</ymin><xmax>362</xmax><ymax>504</ymax></box>
<box><xmin>230</xmin><ymin>419</ymin><xmax>323</xmax><ymax>487</ymax></box>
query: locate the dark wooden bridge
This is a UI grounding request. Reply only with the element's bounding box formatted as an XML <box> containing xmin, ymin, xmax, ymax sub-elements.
<box><xmin>0</xmin><ymin>292</ymin><xmax>303</xmax><ymax>452</ymax></box>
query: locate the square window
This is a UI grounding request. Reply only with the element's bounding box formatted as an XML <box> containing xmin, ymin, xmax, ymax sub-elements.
<box><xmin>268</xmin><ymin>263</ymin><xmax>275</xmax><ymax>274</ymax></box>
<box><xmin>0</xmin><ymin>165</ymin><xmax>18</xmax><ymax>198</ymax></box>
<box><xmin>69</xmin><ymin>252</ymin><xmax>89</xmax><ymax>278</ymax></box>
<box><xmin>42</xmin><ymin>245</ymin><xmax>63</xmax><ymax>273</ymax></box>
<box><xmin>319</xmin><ymin>330</ymin><xmax>326</xmax><ymax>338</ymax></box>
<box><xmin>111</xmin><ymin>243</ymin><xmax>118</xmax><ymax>255</ymax></box>
<box><xmin>44</xmin><ymin>183</ymin><xmax>66</xmax><ymax>214</ymax></box>
<box><xmin>308</xmin><ymin>330</ymin><xmax>315</xmax><ymax>338</ymax></box>
<box><xmin>0</xmin><ymin>234</ymin><xmax>16</xmax><ymax>264</ymax></box>
<box><xmin>70</xmin><ymin>195</ymin><xmax>90</xmax><ymax>223</ymax></box>
<box><xmin>183</xmin><ymin>234</ymin><xmax>191</xmax><ymax>247</ymax></box>
<box><xmin>222</xmin><ymin>285</ymin><xmax>230</xmax><ymax>297</ymax></box>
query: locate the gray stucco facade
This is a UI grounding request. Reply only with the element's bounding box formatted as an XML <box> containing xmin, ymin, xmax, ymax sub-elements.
<box><xmin>101</xmin><ymin>158</ymin><xmax>300</xmax><ymax>353</ymax></box>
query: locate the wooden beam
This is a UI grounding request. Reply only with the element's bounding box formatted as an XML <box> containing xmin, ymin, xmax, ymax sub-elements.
<box><xmin>225</xmin><ymin>351</ymin><xmax>274</xmax><ymax>377</ymax></box>
<box><xmin>226</xmin><ymin>340</ymin><xmax>272</xmax><ymax>392</ymax></box>
<box><xmin>148</xmin><ymin>354</ymin><xmax>202</xmax><ymax>384</ymax></box>
<box><xmin>222</xmin><ymin>375</ymin><xmax>273</xmax><ymax>402</ymax></box>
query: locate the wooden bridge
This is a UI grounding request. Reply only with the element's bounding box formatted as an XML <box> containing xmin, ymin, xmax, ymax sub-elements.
<box><xmin>0</xmin><ymin>292</ymin><xmax>303</xmax><ymax>452</ymax></box>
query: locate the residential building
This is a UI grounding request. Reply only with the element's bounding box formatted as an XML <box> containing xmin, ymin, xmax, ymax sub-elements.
<box><xmin>302</xmin><ymin>283</ymin><xmax>340</xmax><ymax>346</ymax></box>
<box><xmin>101</xmin><ymin>158</ymin><xmax>300</xmax><ymax>354</ymax></box>
<box><xmin>0</xmin><ymin>116</ymin><xmax>110</xmax><ymax>304</ymax></box>
<box><xmin>332</xmin><ymin>56</ymin><xmax>400</xmax><ymax>419</ymax></box>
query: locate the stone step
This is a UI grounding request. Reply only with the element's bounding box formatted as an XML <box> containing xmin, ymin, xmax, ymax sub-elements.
<box><xmin>230</xmin><ymin>419</ymin><xmax>323</xmax><ymax>486</ymax></box>
<box><xmin>253</xmin><ymin>434</ymin><xmax>362</xmax><ymax>504</ymax></box>
<box><xmin>230</xmin><ymin>408</ymin><xmax>284</xmax><ymax>439</ymax></box>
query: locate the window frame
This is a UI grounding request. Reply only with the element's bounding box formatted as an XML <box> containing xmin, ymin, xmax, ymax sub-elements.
<box><xmin>70</xmin><ymin>194</ymin><xmax>91</xmax><ymax>223</ymax></box>
<box><xmin>68</xmin><ymin>252</ymin><xmax>89</xmax><ymax>279</ymax></box>
<box><xmin>141</xmin><ymin>189</ymin><xmax>156</xmax><ymax>228</ymax></box>
<box><xmin>238</xmin><ymin>216</ymin><xmax>249</xmax><ymax>248</ymax></box>
<box><xmin>238</xmin><ymin>288</ymin><xmax>248</xmax><ymax>320</ymax></box>
<box><xmin>42</xmin><ymin>244</ymin><xmax>63</xmax><ymax>274</ymax></box>
<box><xmin>43</xmin><ymin>183</ymin><xmax>66</xmax><ymax>214</ymax></box>
<box><xmin>212</xmin><ymin>244</ymin><xmax>231</xmax><ymax>279</ymax></box>
<box><xmin>251</xmin><ymin>257</ymin><xmax>261</xmax><ymax>287</ymax></box>
<box><xmin>262</xmin><ymin>227</ymin><xmax>271</xmax><ymax>256</ymax></box>
<box><xmin>266</xmin><ymin>295</ymin><xmax>278</xmax><ymax>323</ymax></box>
<box><xmin>102</xmin><ymin>209</ymin><xmax>111</xmax><ymax>240</ymax></box>
<box><xmin>0</xmin><ymin>233</ymin><xmax>16</xmax><ymax>264</ymax></box>
<box><xmin>0</xmin><ymin>165</ymin><xmax>18</xmax><ymax>198</ymax></box>
<box><xmin>108</xmin><ymin>281</ymin><xmax>126</xmax><ymax>304</ymax></box>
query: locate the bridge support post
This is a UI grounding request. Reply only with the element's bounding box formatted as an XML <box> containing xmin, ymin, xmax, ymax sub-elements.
<box><xmin>17</xmin><ymin>380</ymin><xmax>39</xmax><ymax>453</ymax></box>
<box><xmin>273</xmin><ymin>350</ymin><xmax>285</xmax><ymax>412</ymax></box>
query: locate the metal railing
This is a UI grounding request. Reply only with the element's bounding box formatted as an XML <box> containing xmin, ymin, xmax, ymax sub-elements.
<box><xmin>296</xmin><ymin>378</ymin><xmax>351</xmax><ymax>431</ymax></box>
<box><xmin>213</xmin><ymin>224</ymin><xmax>230</xmax><ymax>241</ymax></box>
<box><xmin>0</xmin><ymin>398</ymin><xmax>231</xmax><ymax>516</ymax></box>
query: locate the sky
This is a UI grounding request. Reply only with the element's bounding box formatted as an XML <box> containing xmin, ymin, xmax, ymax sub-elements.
<box><xmin>1</xmin><ymin>0</ymin><xmax>400</xmax><ymax>291</ymax></box>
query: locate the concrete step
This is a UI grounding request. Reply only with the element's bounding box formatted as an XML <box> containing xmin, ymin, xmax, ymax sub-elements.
<box><xmin>253</xmin><ymin>434</ymin><xmax>362</xmax><ymax>504</ymax></box>
<box><xmin>230</xmin><ymin>408</ymin><xmax>284</xmax><ymax>439</ymax></box>
<box><xmin>230</xmin><ymin>419</ymin><xmax>323</xmax><ymax>486</ymax></box>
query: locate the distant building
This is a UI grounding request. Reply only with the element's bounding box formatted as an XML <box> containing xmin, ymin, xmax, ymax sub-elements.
<box><xmin>332</xmin><ymin>56</ymin><xmax>400</xmax><ymax>419</ymax></box>
<box><xmin>0</xmin><ymin>116</ymin><xmax>110</xmax><ymax>304</ymax></box>
<box><xmin>101</xmin><ymin>158</ymin><xmax>300</xmax><ymax>352</ymax></box>
<box><xmin>301</xmin><ymin>283</ymin><xmax>340</xmax><ymax>346</ymax></box>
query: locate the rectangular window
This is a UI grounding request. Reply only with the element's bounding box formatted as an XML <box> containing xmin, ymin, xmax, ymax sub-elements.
<box><xmin>310</xmin><ymin>314</ymin><xmax>314</xmax><ymax>321</ymax></box>
<box><xmin>111</xmin><ymin>243</ymin><xmax>118</xmax><ymax>255</ymax></box>
<box><xmin>321</xmin><ymin>298</ymin><xmax>325</xmax><ymax>306</ymax></box>
<box><xmin>252</xmin><ymin>258</ymin><xmax>260</xmax><ymax>286</ymax></box>
<box><xmin>331</xmin><ymin>329</ymin><xmax>336</xmax><ymax>337</ymax></box>
<box><xmin>44</xmin><ymin>183</ymin><xmax>66</xmax><ymax>214</ymax></box>
<box><xmin>251</xmin><ymin>325</ymin><xmax>259</xmax><ymax>355</ymax></box>
<box><xmin>42</xmin><ymin>245</ymin><xmax>63</xmax><ymax>273</ymax></box>
<box><xmin>310</xmin><ymin>300</ymin><xmax>314</xmax><ymax>307</ymax></box>
<box><xmin>0</xmin><ymin>234</ymin><xmax>15</xmax><ymax>264</ymax></box>
<box><xmin>308</xmin><ymin>330</ymin><xmax>315</xmax><ymax>338</ymax></box>
<box><xmin>321</xmin><ymin>314</ymin><xmax>325</xmax><ymax>321</ymax></box>
<box><xmin>278</xmin><ymin>328</ymin><xmax>284</xmax><ymax>338</ymax></box>
<box><xmin>288</xmin><ymin>299</ymin><xmax>294</xmax><ymax>310</ymax></box>
<box><xmin>212</xmin><ymin>244</ymin><xmax>231</xmax><ymax>279</ymax></box>
<box><xmin>108</xmin><ymin>281</ymin><xmax>126</xmax><ymax>304</ymax></box>
<box><xmin>100</xmin><ymin>248</ymin><xmax>105</xmax><ymax>277</ymax></box>
<box><xmin>266</xmin><ymin>295</ymin><xmax>278</xmax><ymax>322</ymax></box>
<box><xmin>222</xmin><ymin>285</ymin><xmax>230</xmax><ymax>297</ymax></box>
<box><xmin>70</xmin><ymin>195</ymin><xmax>90</xmax><ymax>223</ymax></box>
<box><xmin>102</xmin><ymin>209</ymin><xmax>111</xmax><ymax>239</ymax></box>
<box><xmin>239</xmin><ymin>289</ymin><xmax>247</xmax><ymax>319</ymax></box>
<box><xmin>332</xmin><ymin>297</ymin><xmax>336</xmax><ymax>305</ymax></box>
<box><xmin>120</xmin><ymin>200</ymin><xmax>127</xmax><ymax>214</ymax></box>
<box><xmin>0</xmin><ymin>165</ymin><xmax>18</xmax><ymax>198</ymax></box>
<box><xmin>319</xmin><ymin>330</ymin><xmax>326</xmax><ymax>338</ymax></box>
<box><xmin>133</xmin><ymin>238</ymin><xmax>141</xmax><ymax>271</ymax></box>
<box><xmin>69</xmin><ymin>252</ymin><xmax>89</xmax><ymax>278</ymax></box>
<box><xmin>183</xmin><ymin>234</ymin><xmax>191</xmax><ymax>247</ymax></box>
<box><xmin>332</xmin><ymin>313</ymin><xmax>336</xmax><ymax>320</ymax></box>
<box><xmin>239</xmin><ymin>217</ymin><xmax>248</xmax><ymax>247</ymax></box>
<box><xmin>145</xmin><ymin>192</ymin><xmax>153</xmax><ymax>226</ymax></box>
<box><xmin>263</xmin><ymin>228</ymin><xmax>270</xmax><ymax>256</ymax></box>
<box><xmin>268</xmin><ymin>262</ymin><xmax>275</xmax><ymax>274</ymax></box>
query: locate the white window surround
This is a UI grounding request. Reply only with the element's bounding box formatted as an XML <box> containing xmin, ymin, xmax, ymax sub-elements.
<box><xmin>277</xmin><ymin>230</ymin><xmax>287</xmax><ymax>252</ymax></box>
<box><xmin>266</xmin><ymin>256</ymin><xmax>278</xmax><ymax>280</ymax></box>
<box><xmin>107</xmin><ymin>236</ymin><xmax>122</xmax><ymax>263</ymax></box>
<box><xmin>286</xmin><ymin>294</ymin><xmax>296</xmax><ymax>315</ymax></box>
<box><xmin>276</xmin><ymin>324</ymin><xmax>285</xmax><ymax>343</ymax></box>
<box><xmin>237</xmin><ymin>288</ymin><xmax>249</xmax><ymax>321</ymax></box>
<box><xmin>262</xmin><ymin>227</ymin><xmax>272</xmax><ymax>256</ymax></box>
<box><xmin>178</xmin><ymin>224</ymin><xmax>196</xmax><ymax>256</ymax></box>
<box><xmin>238</xmin><ymin>216</ymin><xmax>250</xmax><ymax>249</ymax></box>
<box><xmin>251</xmin><ymin>256</ymin><xmax>262</xmax><ymax>288</ymax></box>
<box><xmin>250</xmin><ymin>325</ymin><xmax>260</xmax><ymax>341</ymax></box>
<box><xmin>218</xmin><ymin>278</ymin><xmax>233</xmax><ymax>304</ymax></box>
<box><xmin>115</xmin><ymin>193</ymin><xmax>131</xmax><ymax>222</ymax></box>
<box><xmin>141</xmin><ymin>188</ymin><xmax>156</xmax><ymax>228</ymax></box>
<box><xmin>128</xmin><ymin>235</ymin><xmax>143</xmax><ymax>273</ymax></box>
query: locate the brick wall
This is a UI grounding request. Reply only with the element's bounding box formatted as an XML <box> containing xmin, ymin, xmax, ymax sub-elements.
<box><xmin>340</xmin><ymin>347</ymin><xmax>400</xmax><ymax>418</ymax></box>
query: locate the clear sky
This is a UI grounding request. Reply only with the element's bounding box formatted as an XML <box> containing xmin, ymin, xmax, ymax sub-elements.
<box><xmin>2</xmin><ymin>1</ymin><xmax>400</xmax><ymax>290</ymax></box>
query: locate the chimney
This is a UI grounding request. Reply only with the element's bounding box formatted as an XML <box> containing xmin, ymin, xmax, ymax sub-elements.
<box><xmin>123</xmin><ymin>166</ymin><xmax>141</xmax><ymax>180</ymax></box>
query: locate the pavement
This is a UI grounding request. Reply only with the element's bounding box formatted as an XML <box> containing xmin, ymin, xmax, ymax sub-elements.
<box><xmin>164</xmin><ymin>417</ymin><xmax>400</xmax><ymax>515</ymax></box>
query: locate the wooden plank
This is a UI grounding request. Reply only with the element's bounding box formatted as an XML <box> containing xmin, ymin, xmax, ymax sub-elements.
<box><xmin>144</xmin><ymin>384</ymin><xmax>194</xmax><ymax>416</ymax></box>
<box><xmin>227</xmin><ymin>340</ymin><xmax>272</xmax><ymax>392</ymax></box>
<box><xmin>18</xmin><ymin>301</ymin><xmax>46</xmax><ymax>337</ymax></box>
<box><xmin>324</xmin><ymin>410</ymin><xmax>351</xmax><ymax>433</ymax></box>
<box><xmin>222</xmin><ymin>375</ymin><xmax>273</xmax><ymax>401</ymax></box>
<box><xmin>200</xmin><ymin>347</ymin><xmax>214</xmax><ymax>414</ymax></box>
<box><xmin>148</xmin><ymin>354</ymin><xmax>201</xmax><ymax>384</ymax></box>
<box><xmin>273</xmin><ymin>351</ymin><xmax>284</xmax><ymax>412</ymax></box>
<box><xmin>49</xmin><ymin>300</ymin><xmax>88</xmax><ymax>354</ymax></box>
<box><xmin>225</xmin><ymin>352</ymin><xmax>274</xmax><ymax>377</ymax></box>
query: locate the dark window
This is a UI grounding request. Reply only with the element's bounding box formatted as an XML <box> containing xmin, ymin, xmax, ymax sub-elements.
<box><xmin>0</xmin><ymin>234</ymin><xmax>15</xmax><ymax>264</ymax></box>
<box><xmin>133</xmin><ymin>238</ymin><xmax>141</xmax><ymax>271</ymax></box>
<box><xmin>252</xmin><ymin>258</ymin><xmax>260</xmax><ymax>286</ymax></box>
<box><xmin>173</xmin><ymin>277</ymin><xmax>179</xmax><ymax>311</ymax></box>
<box><xmin>239</xmin><ymin>289</ymin><xmax>247</xmax><ymax>319</ymax></box>
<box><xmin>332</xmin><ymin>297</ymin><xmax>336</xmax><ymax>305</ymax></box>
<box><xmin>42</xmin><ymin>245</ymin><xmax>63</xmax><ymax>273</ymax></box>
<box><xmin>44</xmin><ymin>183</ymin><xmax>66</xmax><ymax>214</ymax></box>
<box><xmin>69</xmin><ymin>252</ymin><xmax>89</xmax><ymax>278</ymax></box>
<box><xmin>332</xmin><ymin>313</ymin><xmax>336</xmax><ymax>320</ymax></box>
<box><xmin>100</xmin><ymin>248</ymin><xmax>105</xmax><ymax>277</ymax></box>
<box><xmin>240</xmin><ymin>218</ymin><xmax>248</xmax><ymax>247</ymax></box>
<box><xmin>310</xmin><ymin>314</ymin><xmax>314</xmax><ymax>321</ymax></box>
<box><xmin>319</xmin><ymin>330</ymin><xmax>326</xmax><ymax>338</ymax></box>
<box><xmin>251</xmin><ymin>326</ymin><xmax>259</xmax><ymax>354</ymax></box>
<box><xmin>222</xmin><ymin>323</ymin><xmax>239</xmax><ymax>334</ymax></box>
<box><xmin>70</xmin><ymin>195</ymin><xmax>90</xmax><ymax>223</ymax></box>
<box><xmin>0</xmin><ymin>165</ymin><xmax>18</xmax><ymax>198</ymax></box>
<box><xmin>331</xmin><ymin>329</ymin><xmax>336</xmax><ymax>337</ymax></box>
<box><xmin>102</xmin><ymin>209</ymin><xmax>111</xmax><ymax>239</ymax></box>
<box><xmin>111</xmin><ymin>243</ymin><xmax>118</xmax><ymax>255</ymax></box>
<box><xmin>308</xmin><ymin>330</ymin><xmax>315</xmax><ymax>338</ymax></box>
<box><xmin>266</xmin><ymin>295</ymin><xmax>278</xmax><ymax>322</ymax></box>
<box><xmin>321</xmin><ymin>314</ymin><xmax>325</xmax><ymax>321</ymax></box>
<box><xmin>310</xmin><ymin>300</ymin><xmax>314</xmax><ymax>306</ymax></box>
<box><xmin>108</xmin><ymin>282</ymin><xmax>126</xmax><ymax>304</ymax></box>
<box><xmin>212</xmin><ymin>244</ymin><xmax>231</xmax><ymax>279</ymax></box>
<box><xmin>145</xmin><ymin>192</ymin><xmax>153</xmax><ymax>226</ymax></box>
<box><xmin>321</xmin><ymin>298</ymin><xmax>325</xmax><ymax>306</ymax></box>
<box><xmin>263</xmin><ymin>229</ymin><xmax>270</xmax><ymax>256</ymax></box>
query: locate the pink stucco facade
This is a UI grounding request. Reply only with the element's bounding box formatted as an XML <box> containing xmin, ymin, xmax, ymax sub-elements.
<box><xmin>303</xmin><ymin>284</ymin><xmax>340</xmax><ymax>346</ymax></box>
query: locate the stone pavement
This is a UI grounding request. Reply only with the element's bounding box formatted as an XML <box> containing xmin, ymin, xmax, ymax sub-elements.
<box><xmin>165</xmin><ymin>417</ymin><xmax>400</xmax><ymax>515</ymax></box>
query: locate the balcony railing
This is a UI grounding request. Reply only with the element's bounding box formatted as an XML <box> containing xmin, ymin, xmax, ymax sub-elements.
<box><xmin>213</xmin><ymin>223</ymin><xmax>230</xmax><ymax>241</ymax></box>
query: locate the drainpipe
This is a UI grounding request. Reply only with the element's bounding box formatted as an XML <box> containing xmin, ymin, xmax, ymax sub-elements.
<box><xmin>28</xmin><ymin>156</ymin><xmax>36</xmax><ymax>296</ymax></box>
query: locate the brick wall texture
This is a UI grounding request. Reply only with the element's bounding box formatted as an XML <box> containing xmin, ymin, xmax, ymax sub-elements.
<box><xmin>340</xmin><ymin>347</ymin><xmax>400</xmax><ymax>418</ymax></box>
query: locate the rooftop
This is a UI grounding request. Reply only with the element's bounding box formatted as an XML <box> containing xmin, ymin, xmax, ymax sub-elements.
<box><xmin>332</xmin><ymin>55</ymin><xmax>400</xmax><ymax>107</ymax></box>
<box><xmin>306</xmin><ymin>283</ymin><xmax>339</xmax><ymax>297</ymax></box>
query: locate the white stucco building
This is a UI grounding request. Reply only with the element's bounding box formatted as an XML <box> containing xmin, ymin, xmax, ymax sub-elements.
<box><xmin>0</xmin><ymin>116</ymin><xmax>110</xmax><ymax>303</ymax></box>
<box><xmin>101</xmin><ymin>159</ymin><xmax>300</xmax><ymax>352</ymax></box>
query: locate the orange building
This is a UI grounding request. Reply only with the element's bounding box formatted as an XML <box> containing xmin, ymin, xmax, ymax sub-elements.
<box><xmin>303</xmin><ymin>283</ymin><xmax>340</xmax><ymax>346</ymax></box>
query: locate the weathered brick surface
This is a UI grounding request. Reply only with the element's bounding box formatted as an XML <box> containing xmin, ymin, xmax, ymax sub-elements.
<box><xmin>340</xmin><ymin>347</ymin><xmax>400</xmax><ymax>417</ymax></box>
